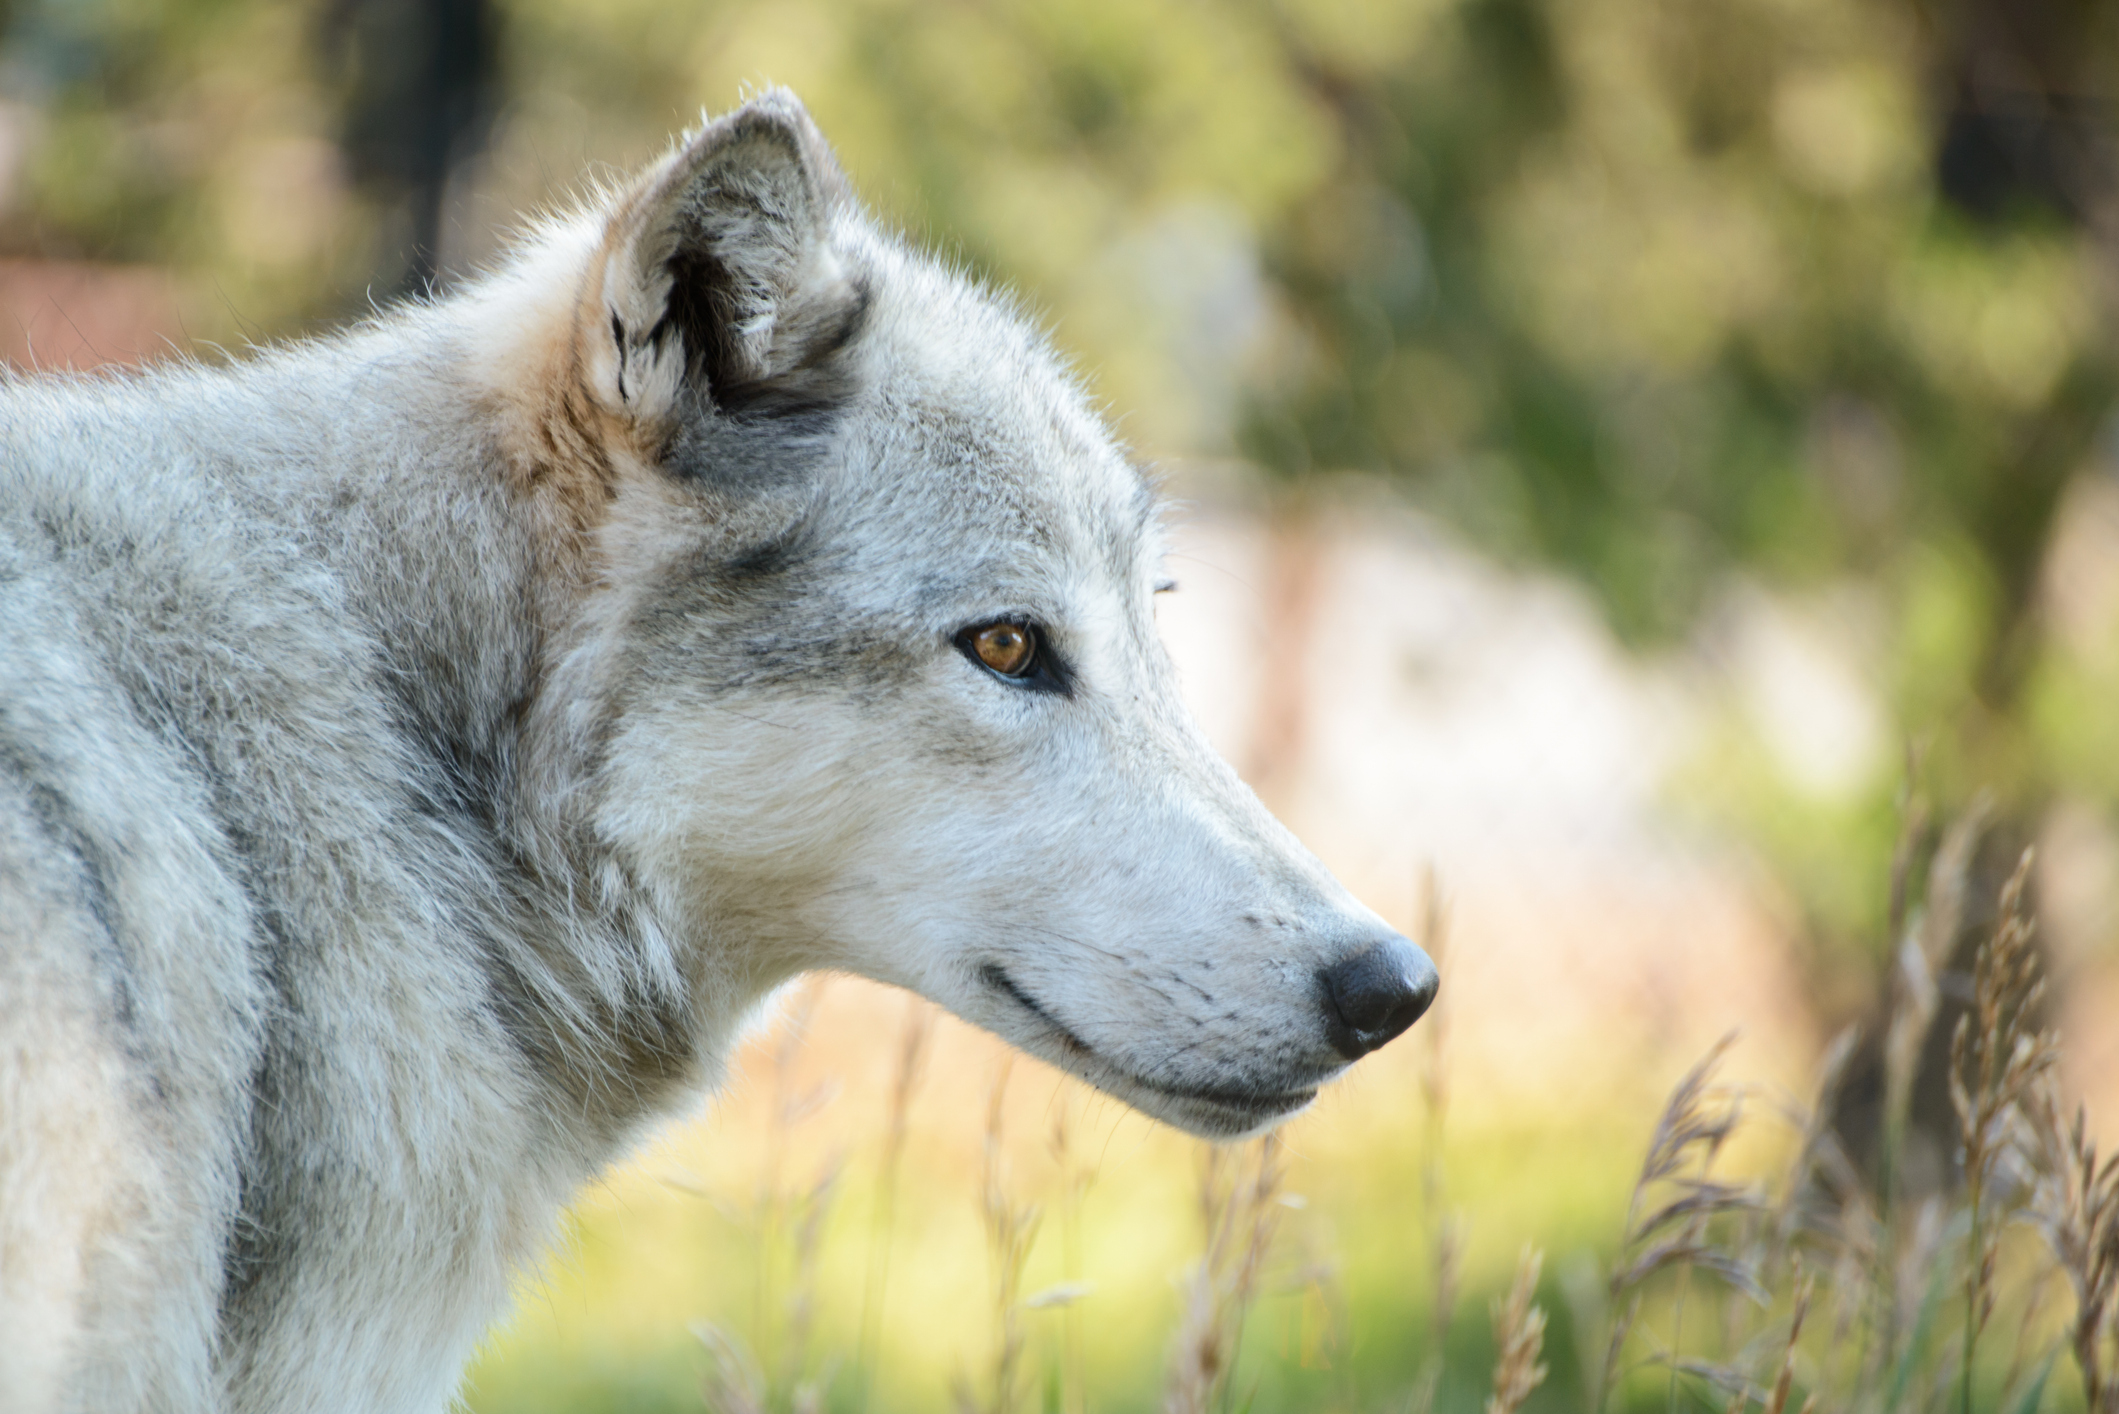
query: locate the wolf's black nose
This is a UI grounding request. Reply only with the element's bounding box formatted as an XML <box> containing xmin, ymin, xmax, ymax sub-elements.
<box><xmin>1320</xmin><ymin>938</ymin><xmax>1439</xmax><ymax>1060</ymax></box>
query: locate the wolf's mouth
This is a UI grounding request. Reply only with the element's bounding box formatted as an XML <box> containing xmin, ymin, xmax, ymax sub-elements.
<box><xmin>977</xmin><ymin>963</ymin><xmax>1319</xmax><ymax>1133</ymax></box>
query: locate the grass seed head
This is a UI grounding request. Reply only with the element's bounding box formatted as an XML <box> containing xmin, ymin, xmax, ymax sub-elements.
<box><xmin>1488</xmin><ymin>1248</ymin><xmax>1550</xmax><ymax>1414</ymax></box>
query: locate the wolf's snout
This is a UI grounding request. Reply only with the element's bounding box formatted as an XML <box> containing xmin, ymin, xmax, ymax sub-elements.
<box><xmin>1320</xmin><ymin>938</ymin><xmax>1440</xmax><ymax>1059</ymax></box>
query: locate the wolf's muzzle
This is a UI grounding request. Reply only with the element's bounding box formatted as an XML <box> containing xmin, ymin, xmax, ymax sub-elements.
<box><xmin>1319</xmin><ymin>937</ymin><xmax>1440</xmax><ymax>1059</ymax></box>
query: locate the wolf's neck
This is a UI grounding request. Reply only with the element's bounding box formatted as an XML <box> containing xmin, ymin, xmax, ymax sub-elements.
<box><xmin>113</xmin><ymin>310</ymin><xmax>735</xmax><ymax>1147</ymax></box>
<box><xmin>214</xmin><ymin>323</ymin><xmax>559</xmax><ymax>817</ymax></box>
<box><xmin>246</xmin><ymin>316</ymin><xmax>735</xmax><ymax>1136</ymax></box>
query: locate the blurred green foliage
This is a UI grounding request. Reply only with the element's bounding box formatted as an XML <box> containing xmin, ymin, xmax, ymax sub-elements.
<box><xmin>6</xmin><ymin>0</ymin><xmax>2118</xmax><ymax>941</ymax></box>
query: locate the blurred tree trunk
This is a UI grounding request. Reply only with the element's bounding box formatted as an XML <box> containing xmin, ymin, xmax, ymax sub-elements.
<box><xmin>321</xmin><ymin>0</ymin><xmax>499</xmax><ymax>299</ymax></box>
<box><xmin>1929</xmin><ymin>0</ymin><xmax>2119</xmax><ymax>714</ymax></box>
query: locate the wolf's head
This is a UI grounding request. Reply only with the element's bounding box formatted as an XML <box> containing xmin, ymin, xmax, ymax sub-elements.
<box><xmin>477</xmin><ymin>91</ymin><xmax>1435</xmax><ymax>1139</ymax></box>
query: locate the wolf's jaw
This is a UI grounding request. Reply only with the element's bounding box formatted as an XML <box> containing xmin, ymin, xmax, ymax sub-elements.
<box><xmin>976</xmin><ymin>963</ymin><xmax>1323</xmax><ymax>1139</ymax></box>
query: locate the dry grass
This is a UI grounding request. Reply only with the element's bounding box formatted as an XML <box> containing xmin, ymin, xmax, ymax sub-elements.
<box><xmin>1594</xmin><ymin>1033</ymin><xmax>1764</xmax><ymax>1414</ymax></box>
<box><xmin>1882</xmin><ymin>798</ymin><xmax>1987</xmax><ymax>1205</ymax></box>
<box><xmin>954</xmin><ymin>1058</ymin><xmax>1045</xmax><ymax>1414</ymax></box>
<box><xmin>1951</xmin><ymin>852</ymin><xmax>2060</xmax><ymax>1414</ymax></box>
<box><xmin>665</xmin><ymin>792</ymin><xmax>2119</xmax><ymax>1414</ymax></box>
<box><xmin>1408</xmin><ymin>868</ymin><xmax>1465</xmax><ymax>1414</ymax></box>
<box><xmin>1571</xmin><ymin>810</ymin><xmax>2102</xmax><ymax>1414</ymax></box>
<box><xmin>698</xmin><ymin>981</ymin><xmax>844</xmax><ymax>1414</ymax></box>
<box><xmin>856</xmin><ymin>993</ymin><xmax>934</xmax><ymax>1412</ymax></box>
<box><xmin>1164</xmin><ymin>1134</ymin><xmax>1288</xmax><ymax>1414</ymax></box>
<box><xmin>1046</xmin><ymin>1094</ymin><xmax>1098</xmax><ymax>1414</ymax></box>
<box><xmin>1488</xmin><ymin>1249</ymin><xmax>1551</xmax><ymax>1414</ymax></box>
<box><xmin>2027</xmin><ymin>1084</ymin><xmax>2119</xmax><ymax>1413</ymax></box>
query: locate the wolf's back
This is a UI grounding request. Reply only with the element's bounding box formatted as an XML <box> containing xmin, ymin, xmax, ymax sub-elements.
<box><xmin>0</xmin><ymin>430</ymin><xmax>270</xmax><ymax>1407</ymax></box>
<box><xmin>0</xmin><ymin>368</ymin><xmax>557</xmax><ymax>1411</ymax></box>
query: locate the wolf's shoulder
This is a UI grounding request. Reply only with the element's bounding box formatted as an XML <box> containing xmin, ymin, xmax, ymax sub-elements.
<box><xmin>0</xmin><ymin>354</ymin><xmax>431</xmax><ymax>830</ymax></box>
<box><xmin>0</xmin><ymin>369</ymin><xmax>337</xmax><ymax>648</ymax></box>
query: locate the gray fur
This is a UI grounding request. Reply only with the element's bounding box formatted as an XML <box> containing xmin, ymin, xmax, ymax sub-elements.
<box><xmin>0</xmin><ymin>91</ymin><xmax>1433</xmax><ymax>1412</ymax></box>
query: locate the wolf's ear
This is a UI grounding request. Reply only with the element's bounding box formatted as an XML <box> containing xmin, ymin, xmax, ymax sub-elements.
<box><xmin>584</xmin><ymin>90</ymin><xmax>865</xmax><ymax>425</ymax></box>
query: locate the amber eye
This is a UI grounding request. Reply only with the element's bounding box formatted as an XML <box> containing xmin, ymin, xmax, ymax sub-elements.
<box><xmin>968</xmin><ymin>621</ymin><xmax>1037</xmax><ymax>677</ymax></box>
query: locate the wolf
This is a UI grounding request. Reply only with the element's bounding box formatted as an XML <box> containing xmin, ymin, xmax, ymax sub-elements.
<box><xmin>0</xmin><ymin>91</ymin><xmax>1437</xmax><ymax>1412</ymax></box>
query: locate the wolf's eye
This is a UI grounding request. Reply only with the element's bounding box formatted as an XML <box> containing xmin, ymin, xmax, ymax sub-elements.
<box><xmin>967</xmin><ymin>622</ymin><xmax>1036</xmax><ymax>677</ymax></box>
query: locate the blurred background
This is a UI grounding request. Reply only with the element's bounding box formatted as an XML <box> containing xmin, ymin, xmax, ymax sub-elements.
<box><xmin>9</xmin><ymin>0</ymin><xmax>2119</xmax><ymax>1410</ymax></box>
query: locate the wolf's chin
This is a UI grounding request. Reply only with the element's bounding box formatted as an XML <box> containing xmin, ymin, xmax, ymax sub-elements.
<box><xmin>1126</xmin><ymin>1082</ymin><xmax>1318</xmax><ymax>1141</ymax></box>
<box><xmin>1056</xmin><ymin>1051</ymin><xmax>1319</xmax><ymax>1141</ymax></box>
<box><xmin>976</xmin><ymin>963</ymin><xmax>1322</xmax><ymax>1140</ymax></box>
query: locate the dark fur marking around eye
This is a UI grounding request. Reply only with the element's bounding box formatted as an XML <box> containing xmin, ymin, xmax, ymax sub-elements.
<box><xmin>610</xmin><ymin>313</ymin><xmax>628</xmax><ymax>403</ymax></box>
<box><xmin>952</xmin><ymin>620</ymin><xmax>1073</xmax><ymax>697</ymax></box>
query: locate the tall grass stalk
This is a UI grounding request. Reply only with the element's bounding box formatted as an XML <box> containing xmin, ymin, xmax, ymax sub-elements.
<box><xmin>1408</xmin><ymin>867</ymin><xmax>1462</xmax><ymax>1414</ymax></box>
<box><xmin>1760</xmin><ymin>1264</ymin><xmax>1814</xmax><ymax>1414</ymax></box>
<box><xmin>959</xmin><ymin>1057</ymin><xmax>1041</xmax><ymax>1414</ymax></box>
<box><xmin>1165</xmin><ymin>1135</ymin><xmax>1286</xmax><ymax>1414</ymax></box>
<box><xmin>1766</xmin><ymin>1026</ymin><xmax>1871</xmax><ymax>1403</ymax></box>
<box><xmin>1871</xmin><ymin>798</ymin><xmax>1984</xmax><ymax>1399</ymax></box>
<box><xmin>755</xmin><ymin>981</ymin><xmax>832</xmax><ymax>1396</ymax></box>
<box><xmin>1881</xmin><ymin>800</ymin><xmax>1985</xmax><ymax>1224</ymax></box>
<box><xmin>856</xmin><ymin>993</ymin><xmax>934</xmax><ymax>1412</ymax></box>
<box><xmin>2027</xmin><ymin>1079</ymin><xmax>2119</xmax><ymax>1413</ymax></box>
<box><xmin>1047</xmin><ymin>1094</ymin><xmax>1097</xmax><ymax>1414</ymax></box>
<box><xmin>1488</xmin><ymin>1249</ymin><xmax>1550</xmax><ymax>1414</ymax></box>
<box><xmin>700</xmin><ymin>981</ymin><xmax>841</xmax><ymax>1414</ymax></box>
<box><xmin>696</xmin><ymin>1321</ymin><xmax>768</xmax><ymax>1414</ymax></box>
<box><xmin>1596</xmin><ymin>1035</ymin><xmax>1763</xmax><ymax>1414</ymax></box>
<box><xmin>1949</xmin><ymin>850</ymin><xmax>2057</xmax><ymax>1414</ymax></box>
<box><xmin>780</xmin><ymin>1157</ymin><xmax>844</xmax><ymax>1411</ymax></box>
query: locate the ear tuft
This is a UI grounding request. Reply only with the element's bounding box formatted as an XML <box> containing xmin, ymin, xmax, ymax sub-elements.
<box><xmin>588</xmin><ymin>90</ymin><xmax>866</xmax><ymax>425</ymax></box>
